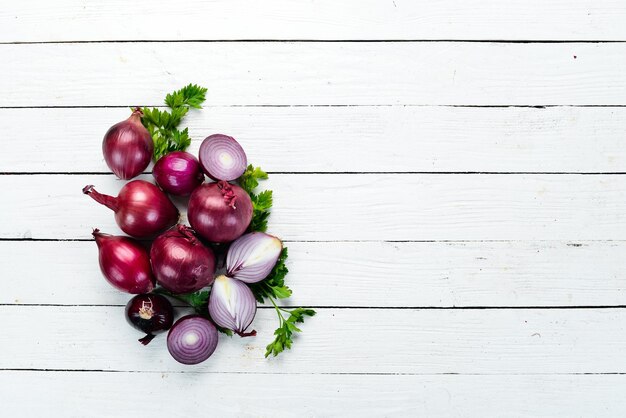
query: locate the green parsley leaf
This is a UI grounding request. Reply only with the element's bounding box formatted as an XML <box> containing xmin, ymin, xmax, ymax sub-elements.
<box><xmin>265</xmin><ymin>307</ymin><xmax>316</xmax><ymax>358</ymax></box>
<box><xmin>165</xmin><ymin>84</ymin><xmax>208</xmax><ymax>109</ymax></box>
<box><xmin>141</xmin><ymin>83</ymin><xmax>207</xmax><ymax>161</ymax></box>
<box><xmin>239</xmin><ymin>165</ymin><xmax>272</xmax><ymax>232</ymax></box>
<box><xmin>217</xmin><ymin>326</ymin><xmax>234</xmax><ymax>337</ymax></box>
<box><xmin>239</xmin><ymin>164</ymin><xmax>268</xmax><ymax>194</ymax></box>
<box><xmin>249</xmin><ymin>247</ymin><xmax>292</xmax><ymax>303</ymax></box>
<box><xmin>249</xmin><ymin>190</ymin><xmax>273</xmax><ymax>232</ymax></box>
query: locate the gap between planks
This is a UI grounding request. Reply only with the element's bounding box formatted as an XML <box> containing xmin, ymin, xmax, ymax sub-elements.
<box><xmin>2</xmin><ymin>368</ymin><xmax>626</xmax><ymax>376</ymax></box>
<box><xmin>2</xmin><ymin>304</ymin><xmax>626</xmax><ymax>310</ymax></box>
<box><xmin>4</xmin><ymin>40</ymin><xmax>626</xmax><ymax>45</ymax></box>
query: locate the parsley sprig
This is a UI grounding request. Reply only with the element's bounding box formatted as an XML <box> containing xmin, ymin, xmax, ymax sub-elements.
<box><xmin>240</xmin><ymin>165</ymin><xmax>273</xmax><ymax>232</ymax></box>
<box><xmin>266</xmin><ymin>301</ymin><xmax>316</xmax><ymax>358</ymax></box>
<box><xmin>141</xmin><ymin>84</ymin><xmax>207</xmax><ymax>161</ymax></box>
<box><xmin>239</xmin><ymin>166</ymin><xmax>316</xmax><ymax>357</ymax></box>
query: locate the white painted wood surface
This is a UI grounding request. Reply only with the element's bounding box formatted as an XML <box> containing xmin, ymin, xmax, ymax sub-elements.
<box><xmin>3</xmin><ymin>106</ymin><xmax>626</xmax><ymax>173</ymax></box>
<box><xmin>5</xmin><ymin>241</ymin><xmax>626</xmax><ymax>307</ymax></box>
<box><xmin>3</xmin><ymin>43</ymin><xmax>626</xmax><ymax>107</ymax></box>
<box><xmin>2</xmin><ymin>174</ymin><xmax>626</xmax><ymax>240</ymax></box>
<box><xmin>4</xmin><ymin>373</ymin><xmax>626</xmax><ymax>418</ymax></box>
<box><xmin>5</xmin><ymin>306</ymin><xmax>626</xmax><ymax>373</ymax></box>
<box><xmin>1</xmin><ymin>1</ymin><xmax>626</xmax><ymax>416</ymax></box>
<box><xmin>2</xmin><ymin>0</ymin><xmax>626</xmax><ymax>42</ymax></box>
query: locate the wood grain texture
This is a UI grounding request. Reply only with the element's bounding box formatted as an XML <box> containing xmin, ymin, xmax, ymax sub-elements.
<box><xmin>3</xmin><ymin>43</ymin><xmax>626</xmax><ymax>107</ymax></box>
<box><xmin>2</xmin><ymin>372</ymin><xmax>626</xmax><ymax>418</ymax></box>
<box><xmin>2</xmin><ymin>174</ymin><xmax>625</xmax><ymax>241</ymax></box>
<box><xmin>2</xmin><ymin>306</ymin><xmax>626</xmax><ymax>373</ymax></box>
<box><xmin>2</xmin><ymin>0</ymin><xmax>626</xmax><ymax>42</ymax></box>
<box><xmin>2</xmin><ymin>106</ymin><xmax>626</xmax><ymax>173</ymax></box>
<box><xmin>4</xmin><ymin>240</ymin><xmax>626</xmax><ymax>307</ymax></box>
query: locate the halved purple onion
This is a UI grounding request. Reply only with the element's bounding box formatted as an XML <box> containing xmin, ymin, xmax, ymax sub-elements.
<box><xmin>209</xmin><ymin>275</ymin><xmax>257</xmax><ymax>337</ymax></box>
<box><xmin>226</xmin><ymin>232</ymin><xmax>283</xmax><ymax>283</ymax></box>
<box><xmin>198</xmin><ymin>134</ymin><xmax>247</xmax><ymax>181</ymax></box>
<box><xmin>167</xmin><ymin>315</ymin><xmax>218</xmax><ymax>365</ymax></box>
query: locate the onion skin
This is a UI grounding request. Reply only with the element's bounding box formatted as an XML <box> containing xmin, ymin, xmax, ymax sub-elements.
<box><xmin>150</xmin><ymin>225</ymin><xmax>216</xmax><ymax>294</ymax></box>
<box><xmin>83</xmin><ymin>180</ymin><xmax>179</xmax><ymax>238</ymax></box>
<box><xmin>125</xmin><ymin>294</ymin><xmax>174</xmax><ymax>345</ymax></box>
<box><xmin>209</xmin><ymin>275</ymin><xmax>257</xmax><ymax>337</ymax></box>
<box><xmin>226</xmin><ymin>232</ymin><xmax>283</xmax><ymax>283</ymax></box>
<box><xmin>198</xmin><ymin>134</ymin><xmax>247</xmax><ymax>181</ymax></box>
<box><xmin>92</xmin><ymin>229</ymin><xmax>155</xmax><ymax>294</ymax></box>
<box><xmin>103</xmin><ymin>108</ymin><xmax>154</xmax><ymax>180</ymax></box>
<box><xmin>188</xmin><ymin>181</ymin><xmax>253</xmax><ymax>243</ymax></box>
<box><xmin>167</xmin><ymin>315</ymin><xmax>218</xmax><ymax>365</ymax></box>
<box><xmin>153</xmin><ymin>151</ymin><xmax>204</xmax><ymax>196</ymax></box>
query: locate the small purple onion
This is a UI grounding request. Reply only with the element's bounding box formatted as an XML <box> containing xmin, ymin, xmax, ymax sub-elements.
<box><xmin>198</xmin><ymin>134</ymin><xmax>247</xmax><ymax>181</ymax></box>
<box><xmin>226</xmin><ymin>232</ymin><xmax>283</xmax><ymax>283</ymax></box>
<box><xmin>153</xmin><ymin>151</ymin><xmax>204</xmax><ymax>196</ymax></box>
<box><xmin>209</xmin><ymin>275</ymin><xmax>257</xmax><ymax>337</ymax></box>
<box><xmin>125</xmin><ymin>294</ymin><xmax>174</xmax><ymax>345</ymax></box>
<box><xmin>167</xmin><ymin>315</ymin><xmax>218</xmax><ymax>365</ymax></box>
<box><xmin>102</xmin><ymin>108</ymin><xmax>153</xmax><ymax>180</ymax></box>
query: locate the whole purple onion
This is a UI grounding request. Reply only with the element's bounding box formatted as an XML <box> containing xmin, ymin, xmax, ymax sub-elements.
<box><xmin>150</xmin><ymin>225</ymin><xmax>216</xmax><ymax>293</ymax></box>
<box><xmin>92</xmin><ymin>229</ymin><xmax>154</xmax><ymax>294</ymax></box>
<box><xmin>102</xmin><ymin>108</ymin><xmax>153</xmax><ymax>180</ymax></box>
<box><xmin>153</xmin><ymin>151</ymin><xmax>205</xmax><ymax>196</ymax></box>
<box><xmin>125</xmin><ymin>294</ymin><xmax>174</xmax><ymax>345</ymax></box>
<box><xmin>187</xmin><ymin>181</ymin><xmax>253</xmax><ymax>243</ymax></box>
<box><xmin>83</xmin><ymin>180</ymin><xmax>179</xmax><ymax>239</ymax></box>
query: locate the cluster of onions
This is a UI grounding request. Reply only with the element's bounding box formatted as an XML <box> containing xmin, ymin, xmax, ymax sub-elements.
<box><xmin>86</xmin><ymin>114</ymin><xmax>287</xmax><ymax>365</ymax></box>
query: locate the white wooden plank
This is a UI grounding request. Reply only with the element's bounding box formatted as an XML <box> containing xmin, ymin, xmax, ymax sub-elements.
<box><xmin>1</xmin><ymin>174</ymin><xmax>625</xmax><ymax>241</ymax></box>
<box><xmin>2</xmin><ymin>106</ymin><xmax>625</xmax><ymax>173</ymax></box>
<box><xmin>2</xmin><ymin>306</ymin><xmax>625</xmax><ymax>373</ymax></box>
<box><xmin>4</xmin><ymin>240</ymin><xmax>626</xmax><ymax>307</ymax></box>
<box><xmin>3</xmin><ymin>372</ymin><xmax>626</xmax><ymax>418</ymax></box>
<box><xmin>3</xmin><ymin>43</ymin><xmax>626</xmax><ymax>107</ymax></box>
<box><xmin>2</xmin><ymin>0</ymin><xmax>626</xmax><ymax>42</ymax></box>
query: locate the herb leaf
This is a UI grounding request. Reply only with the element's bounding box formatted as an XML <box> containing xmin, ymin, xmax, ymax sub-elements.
<box><xmin>265</xmin><ymin>307</ymin><xmax>316</xmax><ymax>358</ymax></box>
<box><xmin>249</xmin><ymin>247</ymin><xmax>292</xmax><ymax>302</ymax></box>
<box><xmin>239</xmin><ymin>164</ymin><xmax>269</xmax><ymax>194</ymax></box>
<box><xmin>141</xmin><ymin>83</ymin><xmax>207</xmax><ymax>161</ymax></box>
<box><xmin>165</xmin><ymin>84</ymin><xmax>208</xmax><ymax>109</ymax></box>
<box><xmin>239</xmin><ymin>163</ymin><xmax>314</xmax><ymax>357</ymax></box>
<box><xmin>239</xmin><ymin>165</ymin><xmax>272</xmax><ymax>232</ymax></box>
<box><xmin>249</xmin><ymin>190</ymin><xmax>273</xmax><ymax>232</ymax></box>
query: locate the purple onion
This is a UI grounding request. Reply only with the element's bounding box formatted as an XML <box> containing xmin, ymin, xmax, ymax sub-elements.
<box><xmin>167</xmin><ymin>315</ymin><xmax>218</xmax><ymax>365</ymax></box>
<box><xmin>83</xmin><ymin>180</ymin><xmax>179</xmax><ymax>239</ymax></box>
<box><xmin>92</xmin><ymin>229</ymin><xmax>154</xmax><ymax>294</ymax></box>
<box><xmin>187</xmin><ymin>181</ymin><xmax>253</xmax><ymax>243</ymax></box>
<box><xmin>153</xmin><ymin>151</ymin><xmax>204</xmax><ymax>196</ymax></box>
<box><xmin>226</xmin><ymin>232</ymin><xmax>283</xmax><ymax>283</ymax></box>
<box><xmin>125</xmin><ymin>294</ymin><xmax>174</xmax><ymax>345</ymax></box>
<box><xmin>150</xmin><ymin>225</ymin><xmax>216</xmax><ymax>294</ymax></box>
<box><xmin>198</xmin><ymin>134</ymin><xmax>247</xmax><ymax>181</ymax></box>
<box><xmin>102</xmin><ymin>108</ymin><xmax>153</xmax><ymax>180</ymax></box>
<box><xmin>209</xmin><ymin>275</ymin><xmax>257</xmax><ymax>337</ymax></box>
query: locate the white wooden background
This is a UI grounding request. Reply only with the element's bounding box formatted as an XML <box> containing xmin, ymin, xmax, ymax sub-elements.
<box><xmin>2</xmin><ymin>1</ymin><xmax>626</xmax><ymax>416</ymax></box>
